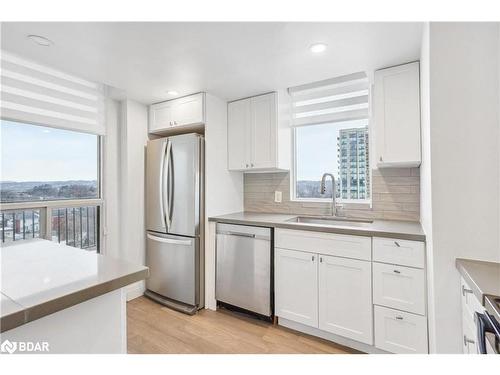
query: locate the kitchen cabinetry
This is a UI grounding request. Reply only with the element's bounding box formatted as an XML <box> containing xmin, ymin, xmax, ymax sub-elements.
<box><xmin>275</xmin><ymin>229</ymin><xmax>373</xmax><ymax>345</ymax></box>
<box><xmin>373</xmin><ymin>262</ymin><xmax>426</xmax><ymax>315</ymax></box>
<box><xmin>374</xmin><ymin>62</ymin><xmax>421</xmax><ymax>168</ymax></box>
<box><xmin>227</xmin><ymin>91</ymin><xmax>290</xmax><ymax>172</ymax></box>
<box><xmin>374</xmin><ymin>305</ymin><xmax>428</xmax><ymax>354</ymax></box>
<box><xmin>275</xmin><ymin>248</ymin><xmax>318</xmax><ymax>327</ymax></box>
<box><xmin>149</xmin><ymin>93</ymin><xmax>205</xmax><ymax>134</ymax></box>
<box><xmin>460</xmin><ymin>277</ymin><xmax>483</xmax><ymax>354</ymax></box>
<box><xmin>274</xmin><ymin>228</ymin><xmax>428</xmax><ymax>353</ymax></box>
<box><xmin>319</xmin><ymin>255</ymin><xmax>373</xmax><ymax>344</ymax></box>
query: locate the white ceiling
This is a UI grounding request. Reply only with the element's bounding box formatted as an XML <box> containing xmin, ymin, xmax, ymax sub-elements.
<box><xmin>1</xmin><ymin>22</ymin><xmax>423</xmax><ymax>104</ymax></box>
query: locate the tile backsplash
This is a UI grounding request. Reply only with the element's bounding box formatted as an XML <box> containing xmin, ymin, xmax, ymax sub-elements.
<box><xmin>244</xmin><ymin>168</ymin><xmax>420</xmax><ymax>222</ymax></box>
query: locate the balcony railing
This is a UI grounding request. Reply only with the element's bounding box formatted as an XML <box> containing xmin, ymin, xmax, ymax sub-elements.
<box><xmin>1</xmin><ymin>200</ymin><xmax>101</xmax><ymax>252</ymax></box>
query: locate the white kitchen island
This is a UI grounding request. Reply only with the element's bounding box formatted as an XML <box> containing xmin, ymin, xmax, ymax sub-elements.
<box><xmin>0</xmin><ymin>239</ymin><xmax>148</xmax><ymax>354</ymax></box>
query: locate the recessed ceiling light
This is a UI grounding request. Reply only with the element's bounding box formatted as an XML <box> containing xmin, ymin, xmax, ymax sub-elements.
<box><xmin>310</xmin><ymin>43</ymin><xmax>327</xmax><ymax>53</ymax></box>
<box><xmin>167</xmin><ymin>90</ymin><xmax>179</xmax><ymax>96</ymax></box>
<box><xmin>27</xmin><ymin>34</ymin><xmax>53</xmax><ymax>47</ymax></box>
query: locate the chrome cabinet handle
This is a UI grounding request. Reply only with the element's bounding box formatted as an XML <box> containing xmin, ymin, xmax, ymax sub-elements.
<box><xmin>320</xmin><ymin>257</ymin><xmax>323</xmax><ymax>263</ymax></box>
<box><xmin>395</xmin><ymin>316</ymin><xmax>403</xmax><ymax>320</ymax></box>
<box><xmin>393</xmin><ymin>270</ymin><xmax>401</xmax><ymax>274</ymax></box>
<box><xmin>225</xmin><ymin>231</ymin><xmax>256</xmax><ymax>238</ymax></box>
<box><xmin>394</xmin><ymin>241</ymin><xmax>401</xmax><ymax>247</ymax></box>
<box><xmin>462</xmin><ymin>285</ymin><xmax>474</xmax><ymax>296</ymax></box>
<box><xmin>463</xmin><ymin>335</ymin><xmax>475</xmax><ymax>346</ymax></box>
<box><xmin>312</xmin><ymin>255</ymin><xmax>315</xmax><ymax>262</ymax></box>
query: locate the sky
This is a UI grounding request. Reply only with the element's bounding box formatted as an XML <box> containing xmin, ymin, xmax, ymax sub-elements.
<box><xmin>296</xmin><ymin>119</ymin><xmax>368</xmax><ymax>181</ymax></box>
<box><xmin>1</xmin><ymin>120</ymin><xmax>98</xmax><ymax>182</ymax></box>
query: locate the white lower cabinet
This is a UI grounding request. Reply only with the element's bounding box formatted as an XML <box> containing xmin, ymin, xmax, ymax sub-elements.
<box><xmin>275</xmin><ymin>247</ymin><xmax>318</xmax><ymax>328</ymax></box>
<box><xmin>274</xmin><ymin>229</ymin><xmax>428</xmax><ymax>353</ymax></box>
<box><xmin>319</xmin><ymin>255</ymin><xmax>373</xmax><ymax>344</ymax></box>
<box><xmin>374</xmin><ymin>305</ymin><xmax>428</xmax><ymax>354</ymax></box>
<box><xmin>373</xmin><ymin>262</ymin><xmax>426</xmax><ymax>315</ymax></box>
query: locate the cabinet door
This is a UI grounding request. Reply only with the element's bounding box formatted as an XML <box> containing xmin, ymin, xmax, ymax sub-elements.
<box><xmin>373</xmin><ymin>262</ymin><xmax>426</xmax><ymax>315</ymax></box>
<box><xmin>149</xmin><ymin>102</ymin><xmax>173</xmax><ymax>133</ymax></box>
<box><xmin>375</xmin><ymin>62</ymin><xmax>421</xmax><ymax>167</ymax></box>
<box><xmin>319</xmin><ymin>255</ymin><xmax>373</xmax><ymax>344</ymax></box>
<box><xmin>171</xmin><ymin>93</ymin><xmax>204</xmax><ymax>127</ymax></box>
<box><xmin>374</xmin><ymin>305</ymin><xmax>428</xmax><ymax>354</ymax></box>
<box><xmin>275</xmin><ymin>247</ymin><xmax>318</xmax><ymax>328</ymax></box>
<box><xmin>227</xmin><ymin>98</ymin><xmax>251</xmax><ymax>170</ymax></box>
<box><xmin>250</xmin><ymin>93</ymin><xmax>276</xmax><ymax>169</ymax></box>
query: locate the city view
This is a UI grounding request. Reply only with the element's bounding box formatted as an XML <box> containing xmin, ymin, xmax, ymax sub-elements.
<box><xmin>295</xmin><ymin>124</ymin><xmax>370</xmax><ymax>201</ymax></box>
<box><xmin>0</xmin><ymin>180</ymin><xmax>98</xmax><ymax>202</ymax></box>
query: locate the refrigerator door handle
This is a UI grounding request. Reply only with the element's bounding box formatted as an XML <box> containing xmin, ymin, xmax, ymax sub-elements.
<box><xmin>168</xmin><ymin>141</ymin><xmax>174</xmax><ymax>227</ymax></box>
<box><xmin>158</xmin><ymin>140</ymin><xmax>168</xmax><ymax>230</ymax></box>
<box><xmin>164</xmin><ymin>140</ymin><xmax>172</xmax><ymax>229</ymax></box>
<box><xmin>147</xmin><ymin>233</ymin><xmax>192</xmax><ymax>246</ymax></box>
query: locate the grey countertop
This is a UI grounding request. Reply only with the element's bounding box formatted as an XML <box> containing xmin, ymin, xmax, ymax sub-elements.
<box><xmin>0</xmin><ymin>239</ymin><xmax>149</xmax><ymax>333</ymax></box>
<box><xmin>456</xmin><ymin>258</ymin><xmax>500</xmax><ymax>303</ymax></box>
<box><xmin>208</xmin><ymin>211</ymin><xmax>426</xmax><ymax>241</ymax></box>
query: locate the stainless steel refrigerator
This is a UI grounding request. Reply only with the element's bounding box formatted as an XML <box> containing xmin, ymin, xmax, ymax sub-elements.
<box><xmin>144</xmin><ymin>133</ymin><xmax>204</xmax><ymax>315</ymax></box>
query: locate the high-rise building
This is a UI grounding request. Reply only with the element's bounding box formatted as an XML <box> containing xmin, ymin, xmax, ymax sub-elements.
<box><xmin>337</xmin><ymin>126</ymin><xmax>370</xmax><ymax>200</ymax></box>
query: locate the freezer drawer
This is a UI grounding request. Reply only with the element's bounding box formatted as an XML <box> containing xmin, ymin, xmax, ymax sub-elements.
<box><xmin>216</xmin><ymin>224</ymin><xmax>272</xmax><ymax>317</ymax></box>
<box><xmin>146</xmin><ymin>231</ymin><xmax>199</xmax><ymax>306</ymax></box>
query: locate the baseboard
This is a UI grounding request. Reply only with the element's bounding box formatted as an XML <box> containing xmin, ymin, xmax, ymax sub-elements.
<box><xmin>125</xmin><ymin>281</ymin><xmax>145</xmax><ymax>301</ymax></box>
<box><xmin>278</xmin><ymin>317</ymin><xmax>389</xmax><ymax>354</ymax></box>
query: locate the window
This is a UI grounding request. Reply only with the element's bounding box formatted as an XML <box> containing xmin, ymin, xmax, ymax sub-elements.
<box><xmin>1</xmin><ymin>120</ymin><xmax>99</xmax><ymax>203</ymax></box>
<box><xmin>0</xmin><ymin>120</ymin><xmax>102</xmax><ymax>252</ymax></box>
<box><xmin>290</xmin><ymin>72</ymin><xmax>371</xmax><ymax>202</ymax></box>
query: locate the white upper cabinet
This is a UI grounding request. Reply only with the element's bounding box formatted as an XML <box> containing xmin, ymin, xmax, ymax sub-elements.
<box><xmin>227</xmin><ymin>98</ymin><xmax>251</xmax><ymax>170</ymax></box>
<box><xmin>227</xmin><ymin>91</ymin><xmax>291</xmax><ymax>172</ymax></box>
<box><xmin>374</xmin><ymin>62</ymin><xmax>421</xmax><ymax>168</ymax></box>
<box><xmin>149</xmin><ymin>93</ymin><xmax>205</xmax><ymax>134</ymax></box>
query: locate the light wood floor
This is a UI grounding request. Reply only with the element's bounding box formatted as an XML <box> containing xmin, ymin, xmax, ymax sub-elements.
<box><xmin>127</xmin><ymin>297</ymin><xmax>357</xmax><ymax>354</ymax></box>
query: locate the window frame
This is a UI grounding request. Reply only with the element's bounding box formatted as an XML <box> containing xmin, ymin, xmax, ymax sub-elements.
<box><xmin>0</xmin><ymin>120</ymin><xmax>105</xmax><ymax>252</ymax></box>
<box><xmin>290</xmin><ymin>122</ymin><xmax>372</xmax><ymax>205</ymax></box>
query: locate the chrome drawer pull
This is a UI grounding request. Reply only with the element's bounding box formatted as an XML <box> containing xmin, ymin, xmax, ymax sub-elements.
<box><xmin>394</xmin><ymin>241</ymin><xmax>401</xmax><ymax>247</ymax></box>
<box><xmin>393</xmin><ymin>270</ymin><xmax>401</xmax><ymax>274</ymax></box>
<box><xmin>312</xmin><ymin>255</ymin><xmax>315</xmax><ymax>262</ymax></box>
<box><xmin>395</xmin><ymin>316</ymin><xmax>403</xmax><ymax>320</ymax></box>
<box><xmin>462</xmin><ymin>285</ymin><xmax>474</xmax><ymax>296</ymax></box>
<box><xmin>463</xmin><ymin>335</ymin><xmax>475</xmax><ymax>346</ymax></box>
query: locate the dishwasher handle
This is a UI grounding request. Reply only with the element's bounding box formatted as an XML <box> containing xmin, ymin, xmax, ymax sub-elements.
<box><xmin>217</xmin><ymin>231</ymin><xmax>271</xmax><ymax>241</ymax></box>
<box><xmin>224</xmin><ymin>231</ymin><xmax>256</xmax><ymax>238</ymax></box>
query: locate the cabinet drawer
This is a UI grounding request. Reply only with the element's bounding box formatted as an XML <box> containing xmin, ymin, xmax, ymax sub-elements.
<box><xmin>374</xmin><ymin>305</ymin><xmax>428</xmax><ymax>354</ymax></box>
<box><xmin>373</xmin><ymin>262</ymin><xmax>426</xmax><ymax>315</ymax></box>
<box><xmin>462</xmin><ymin>309</ymin><xmax>478</xmax><ymax>354</ymax></box>
<box><xmin>275</xmin><ymin>229</ymin><xmax>371</xmax><ymax>261</ymax></box>
<box><xmin>373</xmin><ymin>237</ymin><xmax>425</xmax><ymax>268</ymax></box>
<box><xmin>460</xmin><ymin>277</ymin><xmax>483</xmax><ymax>321</ymax></box>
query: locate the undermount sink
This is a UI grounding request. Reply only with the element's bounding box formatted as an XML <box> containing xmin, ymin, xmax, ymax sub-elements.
<box><xmin>285</xmin><ymin>216</ymin><xmax>373</xmax><ymax>227</ymax></box>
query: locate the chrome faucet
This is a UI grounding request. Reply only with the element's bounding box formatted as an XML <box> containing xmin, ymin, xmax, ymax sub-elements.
<box><xmin>320</xmin><ymin>173</ymin><xmax>337</xmax><ymax>216</ymax></box>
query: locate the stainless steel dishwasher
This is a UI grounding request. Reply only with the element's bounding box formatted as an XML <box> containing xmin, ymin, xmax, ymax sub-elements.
<box><xmin>216</xmin><ymin>223</ymin><xmax>272</xmax><ymax>319</ymax></box>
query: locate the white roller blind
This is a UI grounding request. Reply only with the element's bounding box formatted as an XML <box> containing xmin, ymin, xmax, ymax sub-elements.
<box><xmin>288</xmin><ymin>71</ymin><xmax>369</xmax><ymax>127</ymax></box>
<box><xmin>0</xmin><ymin>50</ymin><xmax>106</xmax><ymax>135</ymax></box>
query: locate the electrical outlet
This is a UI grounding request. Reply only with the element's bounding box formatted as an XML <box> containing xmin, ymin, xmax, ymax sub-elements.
<box><xmin>274</xmin><ymin>191</ymin><xmax>282</xmax><ymax>203</ymax></box>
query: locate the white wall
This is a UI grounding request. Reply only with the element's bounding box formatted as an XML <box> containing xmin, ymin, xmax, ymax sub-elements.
<box><xmin>419</xmin><ymin>22</ymin><xmax>437</xmax><ymax>353</ymax></box>
<box><xmin>103</xmin><ymin>98</ymin><xmax>121</xmax><ymax>259</ymax></box>
<box><xmin>119</xmin><ymin>99</ymin><xmax>149</xmax><ymax>300</ymax></box>
<box><xmin>422</xmin><ymin>22</ymin><xmax>500</xmax><ymax>353</ymax></box>
<box><xmin>204</xmin><ymin>93</ymin><xmax>244</xmax><ymax>309</ymax></box>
